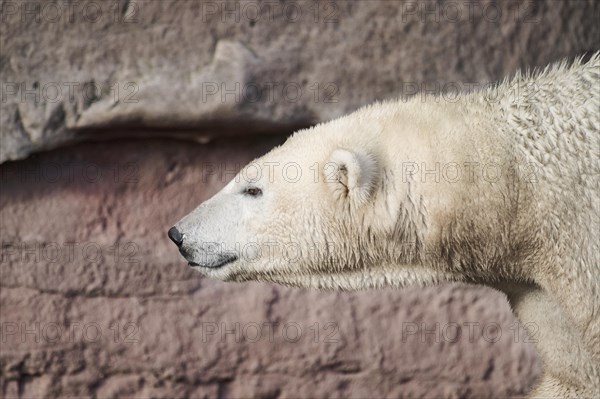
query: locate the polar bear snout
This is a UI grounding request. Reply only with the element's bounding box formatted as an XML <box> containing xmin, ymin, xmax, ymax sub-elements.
<box><xmin>167</xmin><ymin>226</ymin><xmax>184</xmax><ymax>247</ymax></box>
<box><xmin>168</xmin><ymin>216</ymin><xmax>241</xmax><ymax>270</ymax></box>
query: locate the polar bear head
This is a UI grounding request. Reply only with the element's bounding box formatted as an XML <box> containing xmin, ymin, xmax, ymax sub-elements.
<box><xmin>169</xmin><ymin>118</ymin><xmax>426</xmax><ymax>289</ymax></box>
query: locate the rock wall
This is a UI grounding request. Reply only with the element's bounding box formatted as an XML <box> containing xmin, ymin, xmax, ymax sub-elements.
<box><xmin>1</xmin><ymin>0</ymin><xmax>599</xmax><ymax>397</ymax></box>
<box><xmin>2</xmin><ymin>0</ymin><xmax>599</xmax><ymax>162</ymax></box>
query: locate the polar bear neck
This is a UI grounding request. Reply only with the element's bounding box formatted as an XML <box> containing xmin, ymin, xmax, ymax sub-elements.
<box><xmin>306</xmin><ymin>54</ymin><xmax>600</xmax><ymax>290</ymax></box>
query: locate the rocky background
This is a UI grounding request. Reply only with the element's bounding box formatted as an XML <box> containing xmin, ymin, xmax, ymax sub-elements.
<box><xmin>1</xmin><ymin>0</ymin><xmax>598</xmax><ymax>398</ymax></box>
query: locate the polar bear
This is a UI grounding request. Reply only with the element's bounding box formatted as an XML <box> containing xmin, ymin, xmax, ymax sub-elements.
<box><xmin>169</xmin><ymin>54</ymin><xmax>599</xmax><ymax>398</ymax></box>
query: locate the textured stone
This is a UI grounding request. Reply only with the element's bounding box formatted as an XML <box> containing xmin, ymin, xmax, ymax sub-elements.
<box><xmin>1</xmin><ymin>0</ymin><xmax>599</xmax><ymax>162</ymax></box>
<box><xmin>0</xmin><ymin>138</ymin><xmax>540</xmax><ymax>398</ymax></box>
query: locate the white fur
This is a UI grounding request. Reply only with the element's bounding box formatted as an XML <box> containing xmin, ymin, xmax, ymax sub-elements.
<box><xmin>173</xmin><ymin>54</ymin><xmax>600</xmax><ymax>397</ymax></box>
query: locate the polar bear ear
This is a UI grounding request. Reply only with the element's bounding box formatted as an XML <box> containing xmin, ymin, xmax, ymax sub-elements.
<box><xmin>326</xmin><ymin>149</ymin><xmax>378</xmax><ymax>207</ymax></box>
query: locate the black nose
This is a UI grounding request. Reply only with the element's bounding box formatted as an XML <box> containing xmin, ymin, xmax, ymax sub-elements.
<box><xmin>168</xmin><ymin>227</ymin><xmax>183</xmax><ymax>246</ymax></box>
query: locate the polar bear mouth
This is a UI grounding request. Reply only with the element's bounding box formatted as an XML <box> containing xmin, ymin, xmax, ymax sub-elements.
<box><xmin>188</xmin><ymin>254</ymin><xmax>238</xmax><ymax>269</ymax></box>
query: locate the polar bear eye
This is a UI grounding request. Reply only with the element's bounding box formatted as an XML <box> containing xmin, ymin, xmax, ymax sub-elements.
<box><xmin>243</xmin><ymin>187</ymin><xmax>262</xmax><ymax>197</ymax></box>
